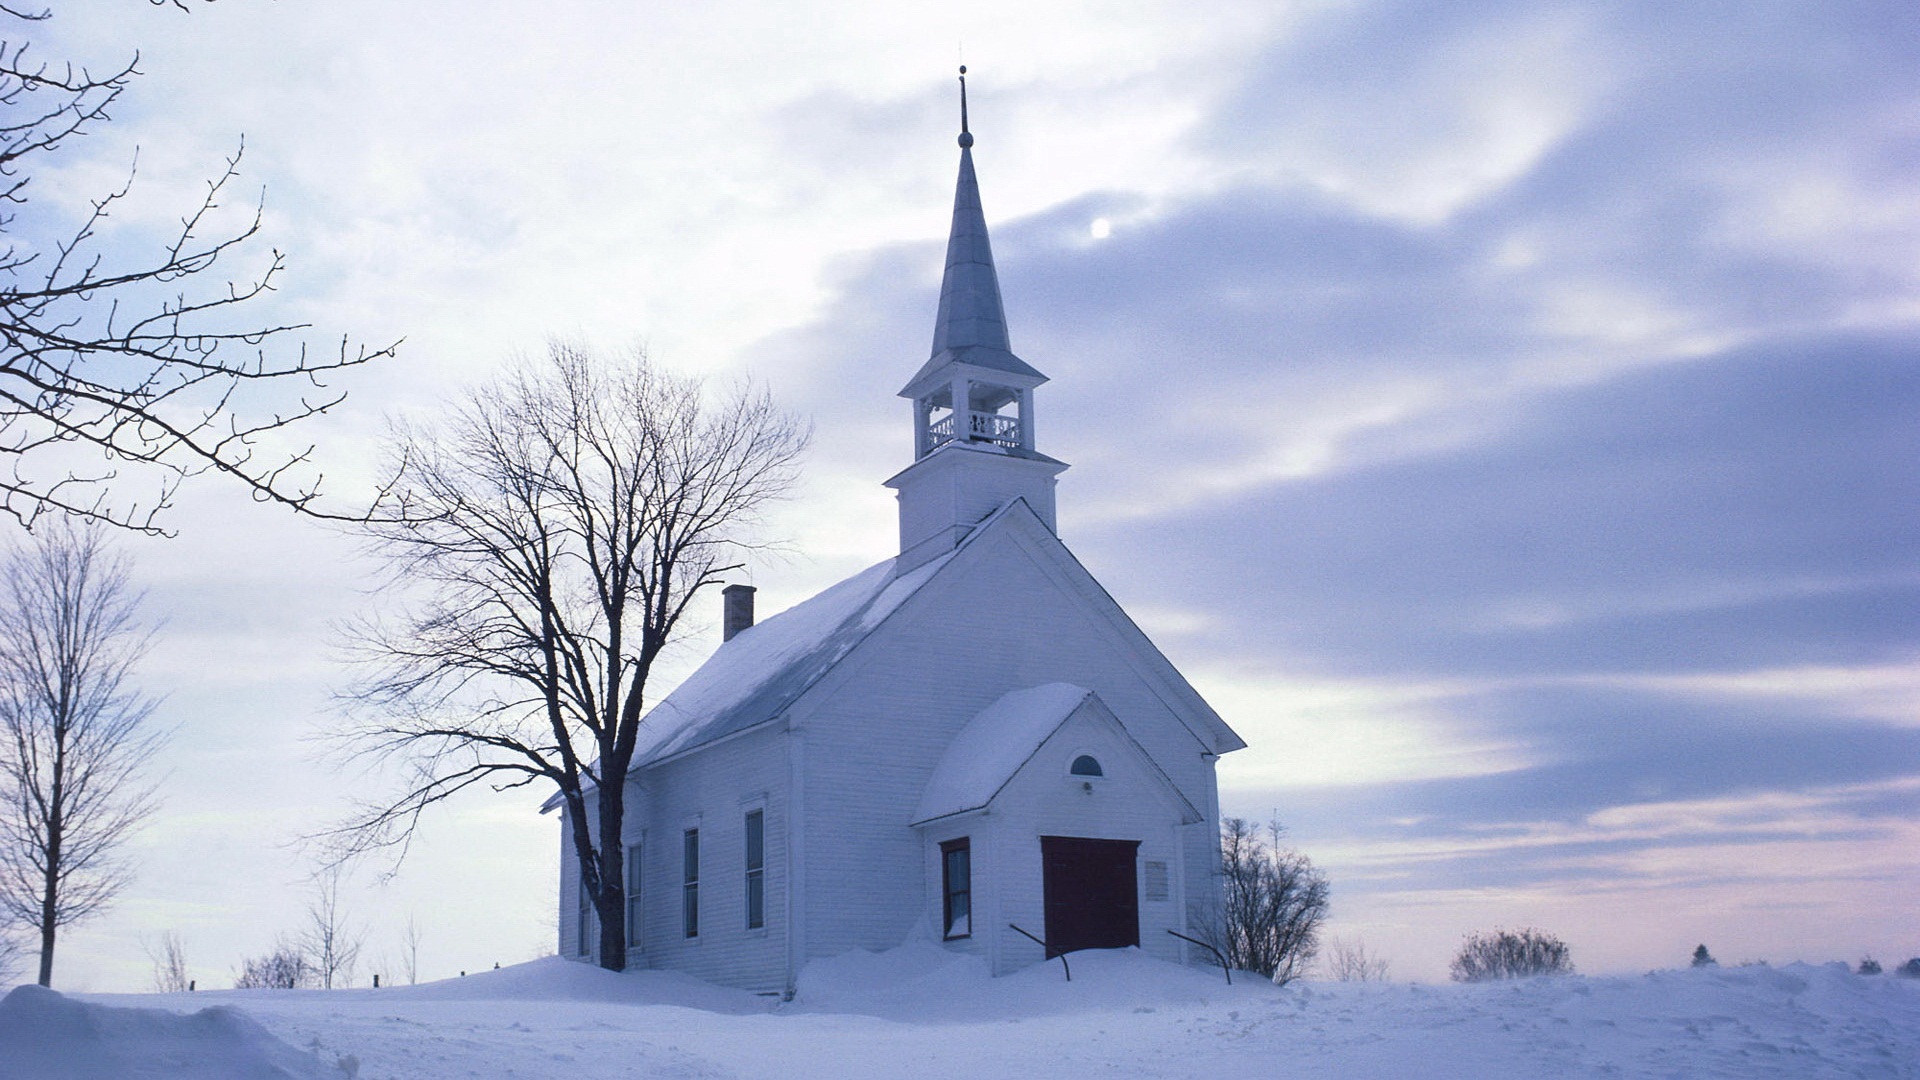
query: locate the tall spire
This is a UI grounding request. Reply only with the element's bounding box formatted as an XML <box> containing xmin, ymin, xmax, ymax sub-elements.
<box><xmin>887</xmin><ymin>67</ymin><xmax>1066</xmax><ymax>568</ymax></box>
<box><xmin>930</xmin><ymin>66</ymin><xmax>1013</xmax><ymax>358</ymax></box>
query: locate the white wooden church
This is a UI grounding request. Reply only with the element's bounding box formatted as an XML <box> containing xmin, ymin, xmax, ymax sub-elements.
<box><xmin>554</xmin><ymin>86</ymin><xmax>1246</xmax><ymax>992</ymax></box>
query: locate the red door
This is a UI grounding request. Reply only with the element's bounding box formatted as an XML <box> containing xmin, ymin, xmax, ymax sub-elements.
<box><xmin>1040</xmin><ymin>836</ymin><xmax>1140</xmax><ymax>954</ymax></box>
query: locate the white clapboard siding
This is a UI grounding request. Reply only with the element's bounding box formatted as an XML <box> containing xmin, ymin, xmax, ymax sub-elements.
<box><xmin>556</xmin><ymin>503</ymin><xmax>1240</xmax><ymax>988</ymax></box>
<box><xmin>791</xmin><ymin>511</ymin><xmax>1229</xmax><ymax>966</ymax></box>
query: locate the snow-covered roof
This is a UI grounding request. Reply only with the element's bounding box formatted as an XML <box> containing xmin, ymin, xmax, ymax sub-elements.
<box><xmin>911</xmin><ymin>683</ymin><xmax>1095</xmax><ymax>825</ymax></box>
<box><xmin>625</xmin><ymin>550</ymin><xmax>954</xmax><ymax>768</ymax></box>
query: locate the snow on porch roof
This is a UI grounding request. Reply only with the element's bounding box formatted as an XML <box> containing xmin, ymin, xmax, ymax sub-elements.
<box><xmin>624</xmin><ymin>548</ymin><xmax>955</xmax><ymax>768</ymax></box>
<box><xmin>912</xmin><ymin>682</ymin><xmax>1095</xmax><ymax>825</ymax></box>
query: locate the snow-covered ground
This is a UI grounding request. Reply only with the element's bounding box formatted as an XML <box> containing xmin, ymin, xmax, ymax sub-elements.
<box><xmin>7</xmin><ymin>946</ymin><xmax>1918</xmax><ymax>1079</ymax></box>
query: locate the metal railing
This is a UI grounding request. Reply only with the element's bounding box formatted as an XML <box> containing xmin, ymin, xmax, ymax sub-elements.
<box><xmin>1166</xmin><ymin>930</ymin><xmax>1233</xmax><ymax>985</ymax></box>
<box><xmin>1008</xmin><ymin>923</ymin><xmax>1070</xmax><ymax>982</ymax></box>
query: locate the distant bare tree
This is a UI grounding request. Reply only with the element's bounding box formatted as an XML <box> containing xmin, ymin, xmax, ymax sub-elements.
<box><xmin>145</xmin><ymin>929</ymin><xmax>190</xmax><ymax>992</ymax></box>
<box><xmin>0</xmin><ymin>916</ymin><xmax>24</xmax><ymax>984</ymax></box>
<box><xmin>300</xmin><ymin>869</ymin><xmax>363</xmax><ymax>989</ymax></box>
<box><xmin>0</xmin><ymin>521</ymin><xmax>162</xmax><ymax>986</ymax></box>
<box><xmin>1325</xmin><ymin>935</ymin><xmax>1391</xmax><ymax>982</ymax></box>
<box><xmin>1210</xmin><ymin>817</ymin><xmax>1329</xmax><ymax>985</ymax></box>
<box><xmin>1450</xmin><ymin>928</ymin><xmax>1573</xmax><ymax>982</ymax></box>
<box><xmin>334</xmin><ymin>341</ymin><xmax>807</xmax><ymax>971</ymax></box>
<box><xmin>233</xmin><ymin>940</ymin><xmax>309</xmax><ymax>990</ymax></box>
<box><xmin>401</xmin><ymin>912</ymin><xmax>422</xmax><ymax>985</ymax></box>
<box><xmin>0</xmin><ymin>4</ymin><xmax>395</xmax><ymax>534</ymax></box>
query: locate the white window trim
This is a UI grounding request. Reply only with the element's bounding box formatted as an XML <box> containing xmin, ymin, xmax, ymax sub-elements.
<box><xmin>1065</xmin><ymin>747</ymin><xmax>1109</xmax><ymax>782</ymax></box>
<box><xmin>624</xmin><ymin>835</ymin><xmax>645</xmax><ymax>952</ymax></box>
<box><xmin>680</xmin><ymin>815</ymin><xmax>703</xmax><ymax>945</ymax></box>
<box><xmin>740</xmin><ymin>799</ymin><xmax>770</xmax><ymax>937</ymax></box>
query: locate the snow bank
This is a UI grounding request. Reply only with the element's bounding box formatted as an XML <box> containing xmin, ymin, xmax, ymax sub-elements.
<box><xmin>792</xmin><ymin>941</ymin><xmax>1262</xmax><ymax>1022</ymax></box>
<box><xmin>22</xmin><ymin>953</ymin><xmax>1919</xmax><ymax>1079</ymax></box>
<box><xmin>377</xmin><ymin>954</ymin><xmax>767</xmax><ymax>1013</ymax></box>
<box><xmin>0</xmin><ymin>984</ymin><xmax>330</xmax><ymax>1079</ymax></box>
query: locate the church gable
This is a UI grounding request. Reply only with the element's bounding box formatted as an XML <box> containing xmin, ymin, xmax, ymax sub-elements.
<box><xmin>792</xmin><ymin>498</ymin><xmax>1243</xmax><ymax>760</ymax></box>
<box><xmin>912</xmin><ymin>682</ymin><xmax>1202</xmax><ymax>826</ymax></box>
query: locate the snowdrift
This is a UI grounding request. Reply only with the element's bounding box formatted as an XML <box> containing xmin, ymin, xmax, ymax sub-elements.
<box><xmin>8</xmin><ymin>950</ymin><xmax>1917</xmax><ymax>1078</ymax></box>
<box><xmin>0</xmin><ymin>983</ymin><xmax>329</xmax><ymax>1079</ymax></box>
<box><xmin>371</xmin><ymin>953</ymin><xmax>768</xmax><ymax>1013</ymax></box>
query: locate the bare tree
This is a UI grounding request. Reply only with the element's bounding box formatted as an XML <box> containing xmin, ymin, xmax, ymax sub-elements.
<box><xmin>400</xmin><ymin>911</ymin><xmax>422</xmax><ymax>985</ymax></box>
<box><xmin>0</xmin><ymin>3</ymin><xmax>395</xmax><ymax>534</ymax></box>
<box><xmin>1450</xmin><ymin>928</ymin><xmax>1573</xmax><ymax>982</ymax></box>
<box><xmin>334</xmin><ymin>341</ymin><xmax>807</xmax><ymax>971</ymax></box>
<box><xmin>0</xmin><ymin>915</ymin><xmax>24</xmax><ymax>984</ymax></box>
<box><xmin>299</xmin><ymin>867</ymin><xmax>364</xmax><ymax>989</ymax></box>
<box><xmin>0</xmin><ymin>520</ymin><xmax>161</xmax><ymax>986</ymax></box>
<box><xmin>144</xmin><ymin>928</ymin><xmax>190</xmax><ymax>992</ymax></box>
<box><xmin>1324</xmin><ymin>935</ymin><xmax>1391</xmax><ymax>982</ymax></box>
<box><xmin>1210</xmin><ymin>817</ymin><xmax>1329</xmax><ymax>985</ymax></box>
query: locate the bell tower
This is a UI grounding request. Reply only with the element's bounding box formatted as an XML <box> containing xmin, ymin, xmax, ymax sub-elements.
<box><xmin>886</xmin><ymin>68</ymin><xmax>1068</xmax><ymax>570</ymax></box>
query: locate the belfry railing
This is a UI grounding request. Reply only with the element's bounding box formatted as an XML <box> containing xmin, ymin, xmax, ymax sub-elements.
<box><xmin>967</xmin><ymin>411</ymin><xmax>1020</xmax><ymax>447</ymax></box>
<box><xmin>925</xmin><ymin>410</ymin><xmax>1021</xmax><ymax>454</ymax></box>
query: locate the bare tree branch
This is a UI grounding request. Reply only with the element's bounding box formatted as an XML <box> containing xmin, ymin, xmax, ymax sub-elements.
<box><xmin>330</xmin><ymin>341</ymin><xmax>807</xmax><ymax>971</ymax></box>
<box><xmin>0</xmin><ymin>5</ymin><xmax>396</xmax><ymax>535</ymax></box>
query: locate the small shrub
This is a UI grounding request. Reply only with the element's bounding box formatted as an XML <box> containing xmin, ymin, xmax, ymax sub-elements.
<box><xmin>234</xmin><ymin>944</ymin><xmax>311</xmax><ymax>989</ymax></box>
<box><xmin>1895</xmin><ymin>958</ymin><xmax>1920</xmax><ymax>979</ymax></box>
<box><xmin>1858</xmin><ymin>957</ymin><xmax>1882</xmax><ymax>976</ymax></box>
<box><xmin>1450</xmin><ymin>928</ymin><xmax>1574</xmax><ymax>982</ymax></box>
<box><xmin>1691</xmin><ymin>944</ymin><xmax>1716</xmax><ymax>968</ymax></box>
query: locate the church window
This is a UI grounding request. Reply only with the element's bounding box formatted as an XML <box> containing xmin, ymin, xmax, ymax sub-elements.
<box><xmin>682</xmin><ymin>828</ymin><xmax>700</xmax><ymax>938</ymax></box>
<box><xmin>744</xmin><ymin>809</ymin><xmax>765</xmax><ymax>930</ymax></box>
<box><xmin>1069</xmin><ymin>754</ymin><xmax>1104</xmax><ymax>777</ymax></box>
<box><xmin>941</xmin><ymin>838</ymin><xmax>971</xmax><ymax>939</ymax></box>
<box><xmin>625</xmin><ymin>841</ymin><xmax>644</xmax><ymax>948</ymax></box>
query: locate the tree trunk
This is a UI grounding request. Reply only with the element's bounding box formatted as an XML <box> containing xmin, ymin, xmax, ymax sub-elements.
<box><xmin>596</xmin><ymin>775</ymin><xmax>627</xmax><ymax>972</ymax></box>
<box><xmin>38</xmin><ymin>772</ymin><xmax>63</xmax><ymax>987</ymax></box>
<box><xmin>36</xmin><ymin>920</ymin><xmax>55</xmax><ymax>987</ymax></box>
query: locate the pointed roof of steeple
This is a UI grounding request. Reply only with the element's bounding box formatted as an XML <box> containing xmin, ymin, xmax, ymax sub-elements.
<box><xmin>903</xmin><ymin>67</ymin><xmax>1045</xmax><ymax>394</ymax></box>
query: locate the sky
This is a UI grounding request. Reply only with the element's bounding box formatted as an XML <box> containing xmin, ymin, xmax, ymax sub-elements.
<box><xmin>8</xmin><ymin>0</ymin><xmax>1915</xmax><ymax>989</ymax></box>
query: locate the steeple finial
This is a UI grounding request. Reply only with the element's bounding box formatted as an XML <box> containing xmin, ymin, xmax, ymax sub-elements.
<box><xmin>958</xmin><ymin>65</ymin><xmax>973</xmax><ymax>148</ymax></box>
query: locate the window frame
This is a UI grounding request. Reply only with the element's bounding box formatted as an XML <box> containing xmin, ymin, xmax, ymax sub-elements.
<box><xmin>624</xmin><ymin>839</ymin><xmax>644</xmax><ymax>949</ymax></box>
<box><xmin>682</xmin><ymin>827</ymin><xmax>701</xmax><ymax>939</ymax></box>
<box><xmin>744</xmin><ymin>809</ymin><xmax>766</xmax><ymax>931</ymax></box>
<box><xmin>940</xmin><ymin>837</ymin><xmax>972</xmax><ymax>940</ymax></box>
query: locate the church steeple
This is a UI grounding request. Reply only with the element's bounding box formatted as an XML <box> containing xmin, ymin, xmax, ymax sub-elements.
<box><xmin>886</xmin><ymin>68</ymin><xmax>1067</xmax><ymax>569</ymax></box>
<box><xmin>929</xmin><ymin>68</ymin><xmax>1012</xmax><ymax>358</ymax></box>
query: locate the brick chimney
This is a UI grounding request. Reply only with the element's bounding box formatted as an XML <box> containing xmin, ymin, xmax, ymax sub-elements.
<box><xmin>721</xmin><ymin>584</ymin><xmax>756</xmax><ymax>642</ymax></box>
